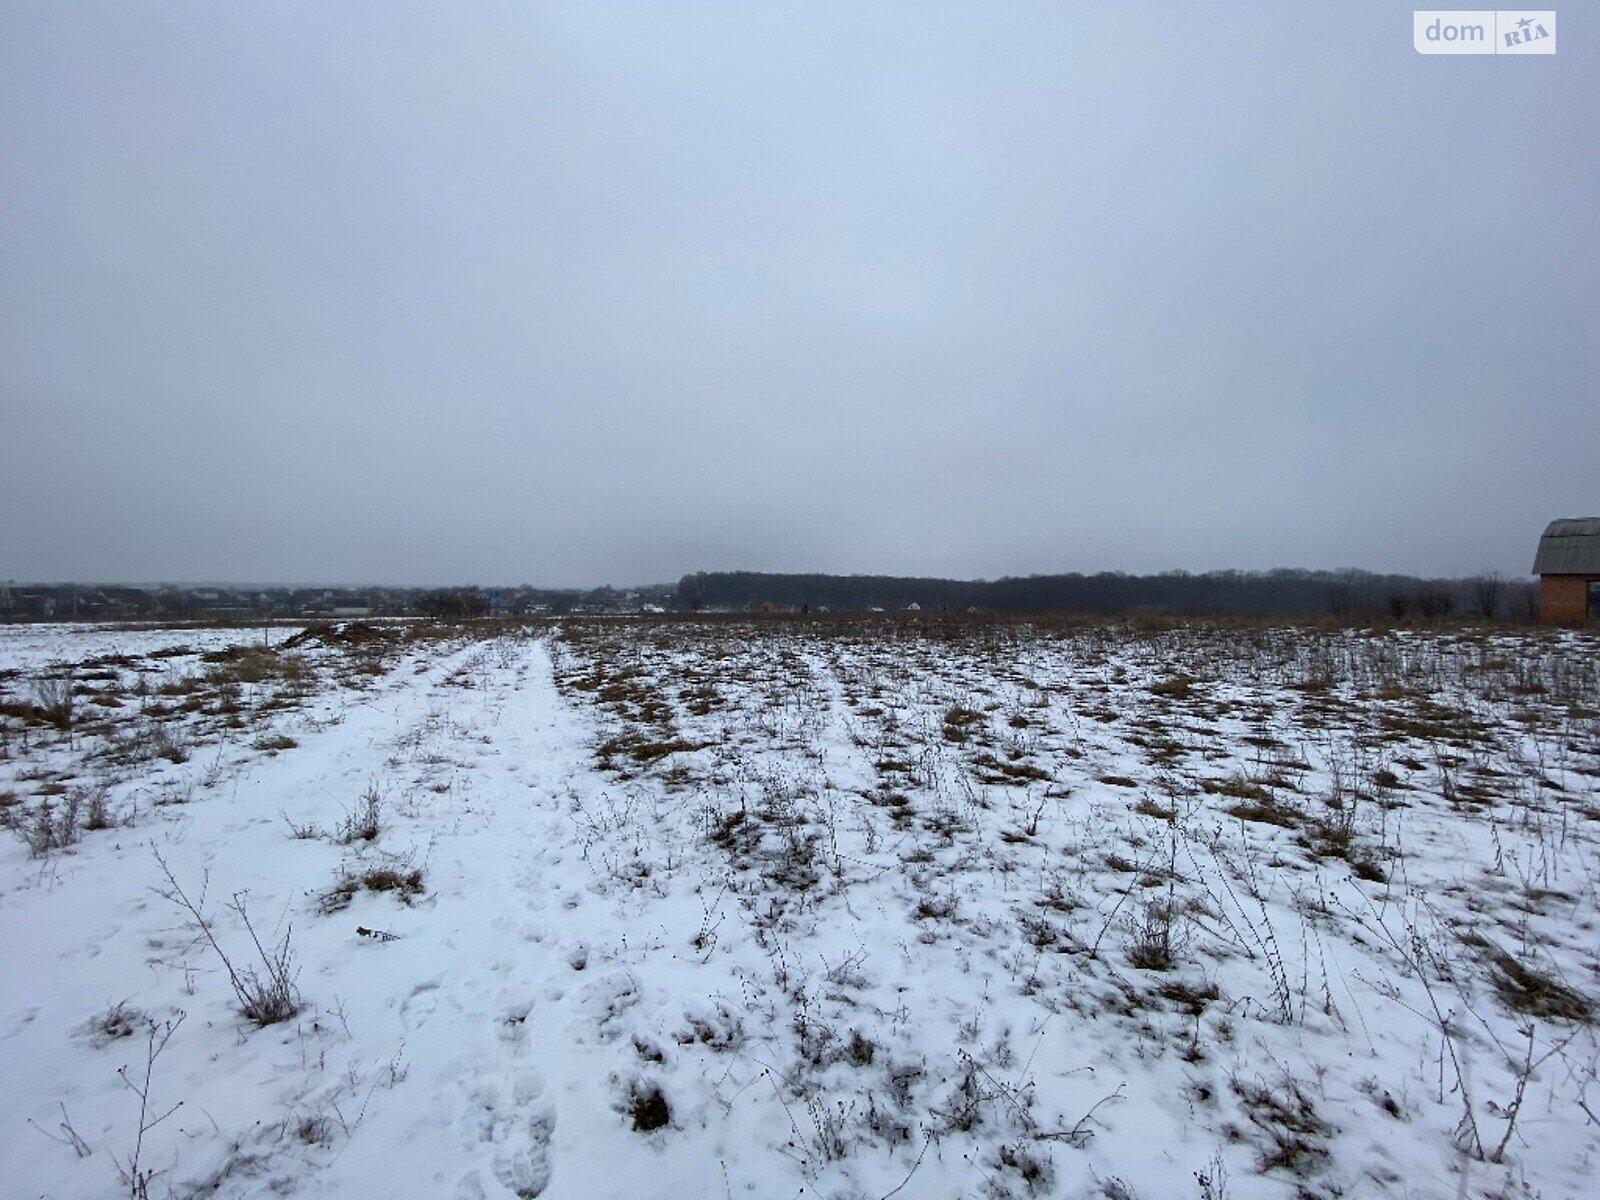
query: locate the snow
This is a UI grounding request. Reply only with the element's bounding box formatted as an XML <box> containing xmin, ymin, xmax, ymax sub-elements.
<box><xmin>1</xmin><ymin>618</ymin><xmax>1597</xmax><ymax>1200</ymax></box>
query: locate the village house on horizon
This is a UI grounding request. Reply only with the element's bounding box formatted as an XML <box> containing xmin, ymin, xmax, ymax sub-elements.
<box><xmin>1533</xmin><ymin>518</ymin><xmax>1600</xmax><ymax>624</ymax></box>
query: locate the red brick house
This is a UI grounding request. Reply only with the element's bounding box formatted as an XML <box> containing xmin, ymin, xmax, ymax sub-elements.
<box><xmin>1533</xmin><ymin>518</ymin><xmax>1600</xmax><ymax>623</ymax></box>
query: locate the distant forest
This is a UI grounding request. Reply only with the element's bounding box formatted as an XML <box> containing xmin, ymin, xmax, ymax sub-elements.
<box><xmin>675</xmin><ymin>570</ymin><xmax>1535</xmax><ymax>619</ymax></box>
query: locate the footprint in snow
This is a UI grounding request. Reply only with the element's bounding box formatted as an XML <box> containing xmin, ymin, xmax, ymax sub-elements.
<box><xmin>499</xmin><ymin>1000</ymin><xmax>536</xmax><ymax>1051</ymax></box>
<box><xmin>461</xmin><ymin>1071</ymin><xmax>556</xmax><ymax>1199</ymax></box>
<box><xmin>1</xmin><ymin>1005</ymin><xmax>40</xmax><ymax>1041</ymax></box>
<box><xmin>399</xmin><ymin>978</ymin><xmax>443</xmax><ymax>1031</ymax></box>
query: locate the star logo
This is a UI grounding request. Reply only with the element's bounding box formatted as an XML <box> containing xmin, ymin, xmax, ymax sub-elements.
<box><xmin>1517</xmin><ymin>16</ymin><xmax>1534</xmax><ymax>30</ymax></box>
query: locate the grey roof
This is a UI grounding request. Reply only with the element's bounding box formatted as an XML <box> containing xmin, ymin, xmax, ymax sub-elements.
<box><xmin>1532</xmin><ymin>518</ymin><xmax>1600</xmax><ymax>574</ymax></box>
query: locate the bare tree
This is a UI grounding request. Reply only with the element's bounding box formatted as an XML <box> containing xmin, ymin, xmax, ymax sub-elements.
<box><xmin>1470</xmin><ymin>572</ymin><xmax>1505</xmax><ymax>620</ymax></box>
<box><xmin>1416</xmin><ymin>588</ymin><xmax>1454</xmax><ymax>619</ymax></box>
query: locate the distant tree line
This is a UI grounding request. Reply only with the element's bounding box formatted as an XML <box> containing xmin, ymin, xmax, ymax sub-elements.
<box><xmin>1</xmin><ymin>572</ymin><xmax>1536</xmax><ymax>625</ymax></box>
<box><xmin>674</xmin><ymin>569</ymin><xmax>1535</xmax><ymax>619</ymax></box>
<box><xmin>0</xmin><ymin>582</ymin><xmax>679</xmax><ymax>623</ymax></box>
<box><xmin>414</xmin><ymin>588</ymin><xmax>492</xmax><ymax>619</ymax></box>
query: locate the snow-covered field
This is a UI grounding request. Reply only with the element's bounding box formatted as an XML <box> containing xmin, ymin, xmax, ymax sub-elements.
<box><xmin>2</xmin><ymin>616</ymin><xmax>1597</xmax><ymax>1200</ymax></box>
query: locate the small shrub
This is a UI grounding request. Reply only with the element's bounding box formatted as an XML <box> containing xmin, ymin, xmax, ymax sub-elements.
<box><xmin>337</xmin><ymin>784</ymin><xmax>383</xmax><ymax>844</ymax></box>
<box><xmin>154</xmin><ymin>853</ymin><xmax>301</xmax><ymax>1027</ymax></box>
<box><xmin>845</xmin><ymin>1030</ymin><xmax>877</xmax><ymax>1066</ymax></box>
<box><xmin>1351</xmin><ymin>855</ymin><xmax>1387</xmax><ymax>882</ymax></box>
<box><xmin>1150</xmin><ymin>675</ymin><xmax>1194</xmax><ymax>700</ymax></box>
<box><xmin>12</xmin><ymin>793</ymin><xmax>82</xmax><ymax>856</ymax></box>
<box><xmin>1476</xmin><ymin>943</ymin><xmax>1594</xmax><ymax>1022</ymax></box>
<box><xmin>1225</xmin><ymin>798</ymin><xmax>1300</xmax><ymax>828</ymax></box>
<box><xmin>914</xmin><ymin>893</ymin><xmax>958</xmax><ymax>921</ymax></box>
<box><xmin>1203</xmin><ymin>774</ymin><xmax>1274</xmax><ymax>803</ymax></box>
<box><xmin>942</xmin><ymin>704</ymin><xmax>987</xmax><ymax>743</ymax></box>
<box><xmin>361</xmin><ymin>866</ymin><xmax>424</xmax><ymax>900</ymax></box>
<box><xmin>597</xmin><ymin>734</ymin><xmax>704</xmax><ymax>767</ymax></box>
<box><xmin>1157</xmin><ymin>978</ymin><xmax>1221</xmax><ymax>1015</ymax></box>
<box><xmin>319</xmin><ymin>876</ymin><xmax>360</xmax><ymax>913</ymax></box>
<box><xmin>148</xmin><ymin>724</ymin><xmax>190</xmax><ymax>764</ymax></box>
<box><xmin>1230</xmin><ymin>1076</ymin><xmax>1330</xmax><ymax>1175</ymax></box>
<box><xmin>319</xmin><ymin>865</ymin><xmax>425</xmax><ymax>913</ymax></box>
<box><xmin>85</xmin><ymin>1000</ymin><xmax>144</xmax><ymax>1047</ymax></box>
<box><xmin>1127</xmin><ymin>899</ymin><xmax>1181</xmax><ymax>971</ymax></box>
<box><xmin>80</xmin><ymin>784</ymin><xmax>114</xmax><ymax>831</ymax></box>
<box><xmin>1133</xmin><ymin>797</ymin><xmax>1176</xmax><ymax>820</ymax></box>
<box><xmin>996</xmin><ymin>1141</ymin><xmax>1053</xmax><ymax>1192</ymax></box>
<box><xmin>32</xmin><ymin>674</ymin><xmax>74</xmax><ymax>730</ymax></box>
<box><xmin>630</xmin><ymin>1082</ymin><xmax>671</xmax><ymax>1131</ymax></box>
<box><xmin>294</xmin><ymin>1115</ymin><xmax>334</xmax><ymax>1146</ymax></box>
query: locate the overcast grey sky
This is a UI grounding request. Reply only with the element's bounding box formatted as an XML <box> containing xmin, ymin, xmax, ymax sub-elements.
<box><xmin>2</xmin><ymin>3</ymin><xmax>1594</xmax><ymax>586</ymax></box>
